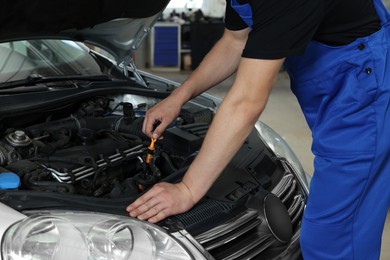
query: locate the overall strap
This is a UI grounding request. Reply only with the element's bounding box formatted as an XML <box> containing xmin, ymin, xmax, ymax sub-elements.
<box><xmin>372</xmin><ymin>0</ymin><xmax>390</xmax><ymax>25</ymax></box>
<box><xmin>230</xmin><ymin>0</ymin><xmax>253</xmax><ymax>28</ymax></box>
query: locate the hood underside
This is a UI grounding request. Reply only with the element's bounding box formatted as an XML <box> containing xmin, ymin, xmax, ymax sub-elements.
<box><xmin>0</xmin><ymin>0</ymin><xmax>170</xmax><ymax>62</ymax></box>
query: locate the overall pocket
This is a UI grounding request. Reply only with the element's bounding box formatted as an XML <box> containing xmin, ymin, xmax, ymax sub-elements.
<box><xmin>291</xmin><ymin>60</ymin><xmax>378</xmax><ymax>156</ymax></box>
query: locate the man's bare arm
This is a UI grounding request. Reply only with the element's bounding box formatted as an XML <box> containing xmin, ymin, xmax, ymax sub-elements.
<box><xmin>181</xmin><ymin>57</ymin><xmax>285</xmax><ymax>203</ymax></box>
<box><xmin>128</xmin><ymin>57</ymin><xmax>285</xmax><ymax>223</ymax></box>
<box><xmin>143</xmin><ymin>28</ymin><xmax>250</xmax><ymax>138</ymax></box>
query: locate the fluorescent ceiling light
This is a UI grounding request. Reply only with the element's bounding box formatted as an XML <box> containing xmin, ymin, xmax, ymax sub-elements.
<box><xmin>167</xmin><ymin>0</ymin><xmax>203</xmax><ymax>9</ymax></box>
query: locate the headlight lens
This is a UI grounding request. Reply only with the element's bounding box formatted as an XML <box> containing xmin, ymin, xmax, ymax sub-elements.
<box><xmin>255</xmin><ymin>121</ymin><xmax>310</xmax><ymax>191</ymax></box>
<box><xmin>2</xmin><ymin>211</ymin><xmax>194</xmax><ymax>260</ymax></box>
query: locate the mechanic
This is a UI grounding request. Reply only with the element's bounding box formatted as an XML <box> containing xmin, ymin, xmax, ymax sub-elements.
<box><xmin>127</xmin><ymin>0</ymin><xmax>390</xmax><ymax>258</ymax></box>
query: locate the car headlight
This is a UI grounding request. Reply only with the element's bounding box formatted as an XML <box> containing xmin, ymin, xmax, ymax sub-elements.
<box><xmin>2</xmin><ymin>211</ymin><xmax>195</xmax><ymax>260</ymax></box>
<box><xmin>255</xmin><ymin>120</ymin><xmax>310</xmax><ymax>193</ymax></box>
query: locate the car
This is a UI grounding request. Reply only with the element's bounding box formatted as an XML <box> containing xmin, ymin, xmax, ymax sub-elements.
<box><xmin>0</xmin><ymin>1</ymin><xmax>310</xmax><ymax>259</ymax></box>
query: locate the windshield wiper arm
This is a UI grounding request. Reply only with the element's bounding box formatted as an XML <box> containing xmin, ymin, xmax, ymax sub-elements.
<box><xmin>0</xmin><ymin>74</ymin><xmax>112</xmax><ymax>90</ymax></box>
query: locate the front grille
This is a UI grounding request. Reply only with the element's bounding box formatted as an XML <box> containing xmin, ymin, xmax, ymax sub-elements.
<box><xmin>171</xmin><ymin>199</ymin><xmax>234</xmax><ymax>234</ymax></box>
<box><xmin>195</xmin><ymin>209</ymin><xmax>276</xmax><ymax>260</ymax></box>
<box><xmin>194</xmin><ymin>161</ymin><xmax>306</xmax><ymax>260</ymax></box>
<box><xmin>272</xmin><ymin>161</ymin><xmax>306</xmax><ymax>228</ymax></box>
<box><xmin>288</xmin><ymin>194</ymin><xmax>305</xmax><ymax>225</ymax></box>
<box><xmin>196</xmin><ymin>210</ymin><xmax>262</xmax><ymax>250</ymax></box>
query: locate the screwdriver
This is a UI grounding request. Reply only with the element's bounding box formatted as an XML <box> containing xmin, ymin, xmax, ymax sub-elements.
<box><xmin>145</xmin><ymin>137</ymin><xmax>157</xmax><ymax>166</ymax></box>
<box><xmin>145</xmin><ymin>119</ymin><xmax>161</xmax><ymax>166</ymax></box>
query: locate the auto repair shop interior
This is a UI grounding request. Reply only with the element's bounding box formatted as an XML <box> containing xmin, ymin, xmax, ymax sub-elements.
<box><xmin>0</xmin><ymin>0</ymin><xmax>389</xmax><ymax>259</ymax></box>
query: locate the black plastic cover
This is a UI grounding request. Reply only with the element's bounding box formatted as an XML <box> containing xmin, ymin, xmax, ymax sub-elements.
<box><xmin>163</xmin><ymin>124</ymin><xmax>208</xmax><ymax>156</ymax></box>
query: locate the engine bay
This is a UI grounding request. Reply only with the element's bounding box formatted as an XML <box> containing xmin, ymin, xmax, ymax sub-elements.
<box><xmin>0</xmin><ymin>94</ymin><xmax>214</xmax><ymax>198</ymax></box>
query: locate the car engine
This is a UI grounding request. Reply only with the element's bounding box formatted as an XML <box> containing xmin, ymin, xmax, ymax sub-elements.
<box><xmin>0</xmin><ymin>95</ymin><xmax>214</xmax><ymax>198</ymax></box>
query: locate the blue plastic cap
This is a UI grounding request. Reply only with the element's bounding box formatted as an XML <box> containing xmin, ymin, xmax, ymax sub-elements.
<box><xmin>0</xmin><ymin>172</ymin><xmax>21</xmax><ymax>190</ymax></box>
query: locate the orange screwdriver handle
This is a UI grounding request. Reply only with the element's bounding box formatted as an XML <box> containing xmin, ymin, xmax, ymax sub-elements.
<box><xmin>145</xmin><ymin>138</ymin><xmax>157</xmax><ymax>165</ymax></box>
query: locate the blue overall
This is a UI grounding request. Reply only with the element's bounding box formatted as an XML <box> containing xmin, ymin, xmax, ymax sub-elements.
<box><xmin>232</xmin><ymin>0</ymin><xmax>390</xmax><ymax>259</ymax></box>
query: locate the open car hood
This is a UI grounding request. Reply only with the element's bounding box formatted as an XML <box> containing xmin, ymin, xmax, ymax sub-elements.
<box><xmin>0</xmin><ymin>0</ymin><xmax>170</xmax><ymax>63</ymax></box>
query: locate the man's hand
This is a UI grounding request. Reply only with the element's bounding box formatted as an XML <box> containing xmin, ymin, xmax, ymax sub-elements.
<box><xmin>126</xmin><ymin>182</ymin><xmax>196</xmax><ymax>223</ymax></box>
<box><xmin>142</xmin><ymin>96</ymin><xmax>182</xmax><ymax>139</ymax></box>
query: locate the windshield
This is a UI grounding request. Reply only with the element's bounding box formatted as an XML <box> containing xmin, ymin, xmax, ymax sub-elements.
<box><xmin>0</xmin><ymin>40</ymin><xmax>103</xmax><ymax>84</ymax></box>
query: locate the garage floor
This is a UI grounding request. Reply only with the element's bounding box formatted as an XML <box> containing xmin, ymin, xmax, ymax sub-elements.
<box><xmin>148</xmin><ymin>69</ymin><xmax>390</xmax><ymax>259</ymax></box>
